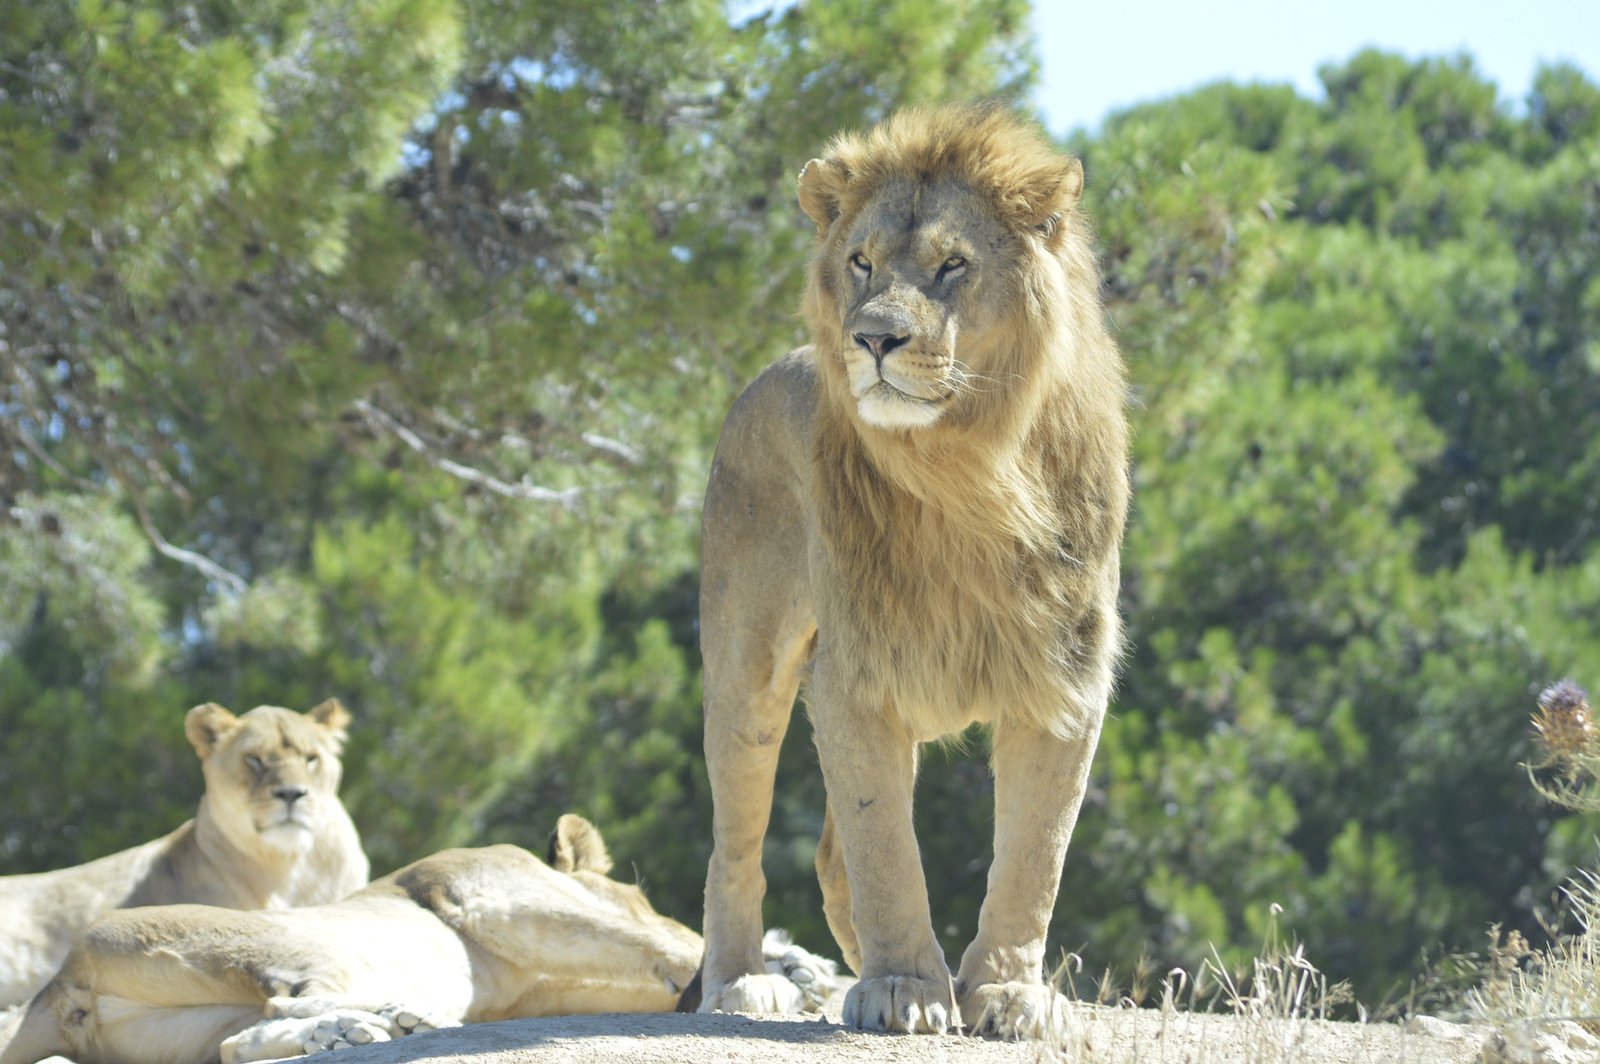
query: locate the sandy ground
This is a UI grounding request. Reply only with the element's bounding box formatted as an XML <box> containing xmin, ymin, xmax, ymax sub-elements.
<box><xmin>323</xmin><ymin>1005</ymin><xmax>1499</xmax><ymax>1064</ymax></box>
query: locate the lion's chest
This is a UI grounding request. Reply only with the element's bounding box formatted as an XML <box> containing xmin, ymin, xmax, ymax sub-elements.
<box><xmin>815</xmin><ymin>502</ymin><xmax>1093</xmax><ymax>739</ymax></box>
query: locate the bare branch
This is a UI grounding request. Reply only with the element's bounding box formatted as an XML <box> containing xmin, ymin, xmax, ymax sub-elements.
<box><xmin>7</xmin><ymin>424</ymin><xmax>94</xmax><ymax>490</ymax></box>
<box><xmin>580</xmin><ymin>431</ymin><xmax>643</xmax><ymax>468</ymax></box>
<box><xmin>353</xmin><ymin>398</ymin><xmax>580</xmax><ymax>508</ymax></box>
<box><xmin>126</xmin><ymin>492</ymin><xmax>249</xmax><ymax>596</ymax></box>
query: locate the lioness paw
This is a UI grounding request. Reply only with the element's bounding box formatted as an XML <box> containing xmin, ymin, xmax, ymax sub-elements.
<box><xmin>223</xmin><ymin>1017</ymin><xmax>307</xmax><ymax>1064</ymax></box>
<box><xmin>223</xmin><ymin>1009</ymin><xmax>391</xmax><ymax>1063</ymax></box>
<box><xmin>259</xmin><ymin>997</ymin><xmax>457</xmax><ymax>1039</ymax></box>
<box><xmin>699</xmin><ymin>972</ymin><xmax>806</xmax><ymax>1015</ymax></box>
<box><xmin>374</xmin><ymin>1003</ymin><xmax>459</xmax><ymax>1036</ymax></box>
<box><xmin>263</xmin><ymin>997</ymin><xmax>345</xmax><ymax>1020</ymax></box>
<box><xmin>303</xmin><ymin>1012</ymin><xmax>393</xmax><ymax>1055</ymax></box>
<box><xmin>762</xmin><ymin>929</ymin><xmax>847</xmax><ymax>1013</ymax></box>
<box><xmin>843</xmin><ymin>976</ymin><xmax>957</xmax><ymax>1035</ymax></box>
<box><xmin>959</xmin><ymin>981</ymin><xmax>1070</xmax><ymax>1040</ymax></box>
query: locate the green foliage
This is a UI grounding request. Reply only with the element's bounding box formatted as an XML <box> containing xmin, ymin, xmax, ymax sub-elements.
<box><xmin>0</xmin><ymin>630</ymin><xmax>192</xmax><ymax>869</ymax></box>
<box><xmin>1055</xmin><ymin>49</ymin><xmax>1600</xmax><ymax>1004</ymax></box>
<box><xmin>0</xmin><ymin>493</ymin><xmax>163</xmax><ymax>681</ymax></box>
<box><xmin>3</xmin><ymin>2</ymin><xmax>1599</xmax><ymax>1012</ymax></box>
<box><xmin>0</xmin><ymin>0</ymin><xmax>1034</xmax><ymax>932</ymax></box>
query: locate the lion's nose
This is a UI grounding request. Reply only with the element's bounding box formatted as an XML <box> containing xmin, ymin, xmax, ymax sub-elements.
<box><xmin>273</xmin><ymin>785</ymin><xmax>309</xmax><ymax>806</ymax></box>
<box><xmin>853</xmin><ymin>332</ymin><xmax>909</xmax><ymax>362</ymax></box>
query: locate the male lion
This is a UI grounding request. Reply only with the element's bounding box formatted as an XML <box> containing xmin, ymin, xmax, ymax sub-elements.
<box><xmin>0</xmin><ymin>700</ymin><xmax>368</xmax><ymax>1007</ymax></box>
<box><xmin>698</xmin><ymin>103</ymin><xmax>1129</xmax><ymax>1038</ymax></box>
<box><xmin>0</xmin><ymin>815</ymin><xmax>838</xmax><ymax>1064</ymax></box>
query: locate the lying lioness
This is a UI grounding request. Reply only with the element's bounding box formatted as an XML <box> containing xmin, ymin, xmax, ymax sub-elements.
<box><xmin>0</xmin><ymin>815</ymin><xmax>838</xmax><ymax>1064</ymax></box>
<box><xmin>0</xmin><ymin>700</ymin><xmax>368</xmax><ymax>1008</ymax></box>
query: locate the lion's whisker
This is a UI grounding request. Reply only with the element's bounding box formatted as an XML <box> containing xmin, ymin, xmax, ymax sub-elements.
<box><xmin>947</xmin><ymin>361</ymin><xmax>1023</xmax><ymax>396</ymax></box>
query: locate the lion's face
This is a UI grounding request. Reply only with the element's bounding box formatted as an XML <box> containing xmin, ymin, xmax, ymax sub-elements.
<box><xmin>821</xmin><ymin>178</ymin><xmax>1017</xmax><ymax>430</ymax></box>
<box><xmin>186</xmin><ymin>700</ymin><xmax>350</xmax><ymax>855</ymax></box>
<box><xmin>797</xmin><ymin>108</ymin><xmax>1085</xmax><ymax>435</ymax></box>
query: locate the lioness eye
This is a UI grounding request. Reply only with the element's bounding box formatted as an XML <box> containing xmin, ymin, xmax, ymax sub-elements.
<box><xmin>245</xmin><ymin>755</ymin><xmax>264</xmax><ymax>773</ymax></box>
<box><xmin>306</xmin><ymin>753</ymin><xmax>319</xmax><ymax>767</ymax></box>
<box><xmin>848</xmin><ymin>252</ymin><xmax>871</xmax><ymax>275</ymax></box>
<box><xmin>937</xmin><ymin>255</ymin><xmax>967</xmax><ymax>280</ymax></box>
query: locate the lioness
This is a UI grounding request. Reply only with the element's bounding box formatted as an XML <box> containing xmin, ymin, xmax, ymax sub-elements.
<box><xmin>698</xmin><ymin>103</ymin><xmax>1129</xmax><ymax>1038</ymax></box>
<box><xmin>0</xmin><ymin>700</ymin><xmax>368</xmax><ymax>1007</ymax></box>
<box><xmin>0</xmin><ymin>815</ymin><xmax>838</xmax><ymax>1064</ymax></box>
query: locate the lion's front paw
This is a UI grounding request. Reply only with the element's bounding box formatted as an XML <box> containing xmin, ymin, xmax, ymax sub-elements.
<box><xmin>699</xmin><ymin>972</ymin><xmax>807</xmax><ymax>1015</ymax></box>
<box><xmin>843</xmin><ymin>975</ymin><xmax>957</xmax><ymax>1034</ymax></box>
<box><xmin>958</xmin><ymin>981</ymin><xmax>1070</xmax><ymax>1040</ymax></box>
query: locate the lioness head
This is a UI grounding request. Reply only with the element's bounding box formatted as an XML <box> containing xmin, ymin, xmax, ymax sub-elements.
<box><xmin>546</xmin><ymin>812</ymin><xmax>653</xmax><ymax>920</ymax></box>
<box><xmin>547</xmin><ymin>813</ymin><xmax>702</xmax><ymax>952</ymax></box>
<box><xmin>185</xmin><ymin>699</ymin><xmax>352</xmax><ymax>855</ymax></box>
<box><xmin>798</xmin><ymin>103</ymin><xmax>1087</xmax><ymax>432</ymax></box>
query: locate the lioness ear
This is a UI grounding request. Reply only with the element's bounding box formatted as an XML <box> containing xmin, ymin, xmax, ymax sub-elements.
<box><xmin>547</xmin><ymin>813</ymin><xmax>614</xmax><ymax>876</ymax></box>
<box><xmin>185</xmin><ymin>702</ymin><xmax>239</xmax><ymax>759</ymax></box>
<box><xmin>797</xmin><ymin>157</ymin><xmax>849</xmax><ymax>235</ymax></box>
<box><xmin>307</xmin><ymin>697</ymin><xmax>350</xmax><ymax>746</ymax></box>
<box><xmin>1018</xmin><ymin>156</ymin><xmax>1084</xmax><ymax>244</ymax></box>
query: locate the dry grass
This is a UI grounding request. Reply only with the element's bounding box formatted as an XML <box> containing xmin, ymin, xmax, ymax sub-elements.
<box><xmin>1459</xmin><ymin>680</ymin><xmax>1600</xmax><ymax>1061</ymax></box>
<box><xmin>1468</xmin><ymin>890</ymin><xmax>1600</xmax><ymax>1023</ymax></box>
<box><xmin>860</xmin><ymin>682</ymin><xmax>1600</xmax><ymax>1063</ymax></box>
<box><xmin>858</xmin><ymin>683</ymin><xmax>1600</xmax><ymax>1063</ymax></box>
<box><xmin>1034</xmin><ymin>907</ymin><xmax>1404</xmax><ymax>1064</ymax></box>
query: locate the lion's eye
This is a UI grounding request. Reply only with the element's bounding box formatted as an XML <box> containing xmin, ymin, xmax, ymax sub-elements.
<box><xmin>937</xmin><ymin>255</ymin><xmax>967</xmax><ymax>281</ymax></box>
<box><xmin>245</xmin><ymin>755</ymin><xmax>264</xmax><ymax>774</ymax></box>
<box><xmin>306</xmin><ymin>753</ymin><xmax>319</xmax><ymax>767</ymax></box>
<box><xmin>848</xmin><ymin>252</ymin><xmax>871</xmax><ymax>275</ymax></box>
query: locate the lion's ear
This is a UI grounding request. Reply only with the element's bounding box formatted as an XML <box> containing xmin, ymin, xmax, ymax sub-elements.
<box><xmin>185</xmin><ymin>702</ymin><xmax>239</xmax><ymax>759</ymax></box>
<box><xmin>797</xmin><ymin>157</ymin><xmax>849</xmax><ymax>235</ymax></box>
<box><xmin>307</xmin><ymin>697</ymin><xmax>351</xmax><ymax>747</ymax></box>
<box><xmin>547</xmin><ymin>813</ymin><xmax>614</xmax><ymax>876</ymax></box>
<box><xmin>1018</xmin><ymin>156</ymin><xmax>1084</xmax><ymax>244</ymax></box>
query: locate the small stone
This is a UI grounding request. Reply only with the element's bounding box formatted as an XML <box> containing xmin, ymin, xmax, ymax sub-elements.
<box><xmin>1405</xmin><ymin>1015</ymin><xmax>1471</xmax><ymax>1041</ymax></box>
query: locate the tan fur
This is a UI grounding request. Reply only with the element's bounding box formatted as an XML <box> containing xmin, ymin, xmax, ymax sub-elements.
<box><xmin>0</xmin><ymin>817</ymin><xmax>703</xmax><ymax>1064</ymax></box>
<box><xmin>698</xmin><ymin>103</ymin><xmax>1129</xmax><ymax>1038</ymax></box>
<box><xmin>0</xmin><ymin>701</ymin><xmax>368</xmax><ymax>1008</ymax></box>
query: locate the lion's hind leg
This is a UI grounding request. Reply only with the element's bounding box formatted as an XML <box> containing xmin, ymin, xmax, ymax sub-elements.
<box><xmin>815</xmin><ymin>802</ymin><xmax>861</xmax><ymax>977</ymax></box>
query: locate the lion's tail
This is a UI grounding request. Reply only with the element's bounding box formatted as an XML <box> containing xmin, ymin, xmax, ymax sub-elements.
<box><xmin>674</xmin><ymin>967</ymin><xmax>703</xmax><ymax>1012</ymax></box>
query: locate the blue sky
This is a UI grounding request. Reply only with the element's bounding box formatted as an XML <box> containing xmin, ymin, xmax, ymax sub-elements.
<box><xmin>1029</xmin><ymin>0</ymin><xmax>1600</xmax><ymax>135</ymax></box>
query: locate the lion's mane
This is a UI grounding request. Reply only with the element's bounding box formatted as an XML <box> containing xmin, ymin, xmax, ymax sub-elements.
<box><xmin>802</xmin><ymin>103</ymin><xmax>1128</xmax><ymax>742</ymax></box>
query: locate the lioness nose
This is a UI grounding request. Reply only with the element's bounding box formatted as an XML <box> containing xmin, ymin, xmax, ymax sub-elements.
<box><xmin>273</xmin><ymin>785</ymin><xmax>309</xmax><ymax>806</ymax></box>
<box><xmin>853</xmin><ymin>332</ymin><xmax>909</xmax><ymax>361</ymax></box>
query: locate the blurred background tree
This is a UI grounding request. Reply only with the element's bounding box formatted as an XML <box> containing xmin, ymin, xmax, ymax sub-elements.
<box><xmin>3</xmin><ymin>0</ymin><xmax>1598</xmax><ymax>1008</ymax></box>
